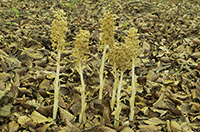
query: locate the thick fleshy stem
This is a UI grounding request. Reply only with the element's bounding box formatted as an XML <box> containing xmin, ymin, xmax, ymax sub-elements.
<box><xmin>53</xmin><ymin>49</ymin><xmax>61</xmax><ymax>119</ymax></box>
<box><xmin>114</xmin><ymin>71</ymin><xmax>124</xmax><ymax>129</ymax></box>
<box><xmin>111</xmin><ymin>62</ymin><xmax>117</xmax><ymax>110</ymax></box>
<box><xmin>99</xmin><ymin>44</ymin><xmax>108</xmax><ymax>100</ymax></box>
<box><xmin>78</xmin><ymin>61</ymin><xmax>86</xmax><ymax>123</ymax></box>
<box><xmin>129</xmin><ymin>58</ymin><xmax>136</xmax><ymax>121</ymax></box>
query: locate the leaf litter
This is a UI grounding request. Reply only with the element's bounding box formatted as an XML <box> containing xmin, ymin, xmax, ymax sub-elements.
<box><xmin>0</xmin><ymin>0</ymin><xmax>200</xmax><ymax>131</ymax></box>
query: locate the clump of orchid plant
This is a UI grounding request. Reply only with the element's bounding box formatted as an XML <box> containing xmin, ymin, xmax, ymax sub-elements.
<box><xmin>109</xmin><ymin>27</ymin><xmax>140</xmax><ymax>128</ymax></box>
<box><xmin>50</xmin><ymin>9</ymin><xmax>68</xmax><ymax>119</ymax></box>
<box><xmin>99</xmin><ymin>12</ymin><xmax>115</xmax><ymax>101</ymax></box>
<box><xmin>125</xmin><ymin>28</ymin><xmax>140</xmax><ymax>121</ymax></box>
<box><xmin>71</xmin><ymin>29</ymin><xmax>90</xmax><ymax>123</ymax></box>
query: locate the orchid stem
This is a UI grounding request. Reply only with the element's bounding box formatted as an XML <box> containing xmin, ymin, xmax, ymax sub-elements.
<box><xmin>53</xmin><ymin>49</ymin><xmax>61</xmax><ymax>119</ymax></box>
<box><xmin>99</xmin><ymin>44</ymin><xmax>108</xmax><ymax>100</ymax></box>
<box><xmin>78</xmin><ymin>60</ymin><xmax>86</xmax><ymax>124</ymax></box>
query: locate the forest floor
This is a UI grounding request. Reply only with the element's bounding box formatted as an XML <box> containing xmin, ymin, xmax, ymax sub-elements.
<box><xmin>0</xmin><ymin>0</ymin><xmax>200</xmax><ymax>131</ymax></box>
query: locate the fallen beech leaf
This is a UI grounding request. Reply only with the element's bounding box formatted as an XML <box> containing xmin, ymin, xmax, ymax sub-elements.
<box><xmin>193</xmin><ymin>38</ymin><xmax>200</xmax><ymax>45</ymax></box>
<box><xmin>138</xmin><ymin>125</ymin><xmax>161</xmax><ymax>132</ymax></box>
<box><xmin>160</xmin><ymin>56</ymin><xmax>171</xmax><ymax>63</ymax></box>
<box><xmin>103</xmin><ymin>105</ymin><xmax>112</xmax><ymax>126</ymax></box>
<box><xmin>0</xmin><ymin>72</ymin><xmax>11</xmax><ymax>82</ymax></box>
<box><xmin>170</xmin><ymin>121</ymin><xmax>181</xmax><ymax>131</ymax></box>
<box><xmin>59</xmin><ymin>107</ymin><xmax>76</xmax><ymax>123</ymax></box>
<box><xmin>191</xmin><ymin>115</ymin><xmax>200</xmax><ymax>122</ymax></box>
<box><xmin>39</xmin><ymin>79</ymin><xmax>51</xmax><ymax>90</ymax></box>
<box><xmin>150</xmin><ymin>107</ymin><xmax>167</xmax><ymax>117</ymax></box>
<box><xmin>191</xmin><ymin>102</ymin><xmax>200</xmax><ymax>112</ymax></box>
<box><xmin>191</xmin><ymin>52</ymin><xmax>200</xmax><ymax>59</ymax></box>
<box><xmin>35</xmin><ymin>122</ymin><xmax>53</xmax><ymax>132</ymax></box>
<box><xmin>8</xmin><ymin>121</ymin><xmax>19</xmax><ymax>132</ymax></box>
<box><xmin>153</xmin><ymin>93</ymin><xmax>168</xmax><ymax>109</ymax></box>
<box><xmin>0</xmin><ymin>103</ymin><xmax>13</xmax><ymax>117</ymax></box>
<box><xmin>142</xmin><ymin>41</ymin><xmax>150</xmax><ymax>54</ymax></box>
<box><xmin>146</xmin><ymin>70</ymin><xmax>159</xmax><ymax>82</ymax></box>
<box><xmin>120</xmin><ymin>127</ymin><xmax>134</xmax><ymax>132</ymax></box>
<box><xmin>31</xmin><ymin>110</ymin><xmax>53</xmax><ymax>124</ymax></box>
<box><xmin>168</xmin><ymin>106</ymin><xmax>182</xmax><ymax>116</ymax></box>
<box><xmin>98</xmin><ymin>126</ymin><xmax>116</xmax><ymax>132</ymax></box>
<box><xmin>63</xmin><ymin>118</ymin><xmax>81</xmax><ymax>132</ymax></box>
<box><xmin>1</xmin><ymin>58</ymin><xmax>8</xmax><ymax>72</ymax></box>
<box><xmin>0</xmin><ymin>49</ymin><xmax>9</xmax><ymax>57</ymax></box>
<box><xmin>143</xmin><ymin>117</ymin><xmax>165</xmax><ymax>125</ymax></box>
<box><xmin>26</xmin><ymin>51</ymin><xmax>44</xmax><ymax>59</ymax></box>
<box><xmin>18</xmin><ymin>115</ymin><xmax>31</xmax><ymax>126</ymax></box>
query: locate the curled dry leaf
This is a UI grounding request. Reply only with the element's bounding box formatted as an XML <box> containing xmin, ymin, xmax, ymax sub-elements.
<box><xmin>35</xmin><ymin>122</ymin><xmax>53</xmax><ymax>132</ymax></box>
<box><xmin>8</xmin><ymin>121</ymin><xmax>19</xmax><ymax>132</ymax></box>
<box><xmin>59</xmin><ymin>107</ymin><xmax>76</xmax><ymax>123</ymax></box>
<box><xmin>63</xmin><ymin>118</ymin><xmax>81</xmax><ymax>132</ymax></box>
<box><xmin>1</xmin><ymin>58</ymin><xmax>8</xmax><ymax>73</ymax></box>
<box><xmin>150</xmin><ymin>107</ymin><xmax>167</xmax><ymax>117</ymax></box>
<box><xmin>98</xmin><ymin>126</ymin><xmax>117</xmax><ymax>132</ymax></box>
<box><xmin>153</xmin><ymin>93</ymin><xmax>168</xmax><ymax>109</ymax></box>
<box><xmin>160</xmin><ymin>56</ymin><xmax>171</xmax><ymax>63</ymax></box>
<box><xmin>143</xmin><ymin>117</ymin><xmax>165</xmax><ymax>125</ymax></box>
<box><xmin>142</xmin><ymin>41</ymin><xmax>150</xmax><ymax>54</ymax></box>
<box><xmin>39</xmin><ymin>79</ymin><xmax>51</xmax><ymax>90</ymax></box>
<box><xmin>103</xmin><ymin>105</ymin><xmax>112</xmax><ymax>126</ymax></box>
<box><xmin>18</xmin><ymin>115</ymin><xmax>31</xmax><ymax>126</ymax></box>
<box><xmin>58</xmin><ymin>96</ymin><xmax>67</xmax><ymax>109</ymax></box>
<box><xmin>192</xmin><ymin>82</ymin><xmax>200</xmax><ymax>100</ymax></box>
<box><xmin>0</xmin><ymin>80</ymin><xmax>5</xmax><ymax>91</ymax></box>
<box><xmin>193</xmin><ymin>38</ymin><xmax>200</xmax><ymax>45</ymax></box>
<box><xmin>138</xmin><ymin>125</ymin><xmax>161</xmax><ymax>132</ymax></box>
<box><xmin>0</xmin><ymin>72</ymin><xmax>11</xmax><ymax>82</ymax></box>
<box><xmin>120</xmin><ymin>127</ymin><xmax>134</xmax><ymax>132</ymax></box>
<box><xmin>31</xmin><ymin>110</ymin><xmax>53</xmax><ymax>124</ymax></box>
<box><xmin>168</xmin><ymin>105</ymin><xmax>182</xmax><ymax>116</ymax></box>
<box><xmin>170</xmin><ymin>121</ymin><xmax>181</xmax><ymax>131</ymax></box>
<box><xmin>146</xmin><ymin>70</ymin><xmax>159</xmax><ymax>82</ymax></box>
<box><xmin>191</xmin><ymin>52</ymin><xmax>200</xmax><ymax>59</ymax></box>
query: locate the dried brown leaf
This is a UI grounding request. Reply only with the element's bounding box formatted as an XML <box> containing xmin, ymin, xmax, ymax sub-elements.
<box><xmin>58</xmin><ymin>96</ymin><xmax>67</xmax><ymax>109</ymax></box>
<box><xmin>153</xmin><ymin>93</ymin><xmax>168</xmax><ymax>109</ymax></box>
<box><xmin>160</xmin><ymin>56</ymin><xmax>171</xmax><ymax>63</ymax></box>
<box><xmin>138</xmin><ymin>125</ymin><xmax>161</xmax><ymax>132</ymax></box>
<box><xmin>35</xmin><ymin>122</ymin><xmax>52</xmax><ymax>132</ymax></box>
<box><xmin>191</xmin><ymin>52</ymin><xmax>200</xmax><ymax>59</ymax></box>
<box><xmin>193</xmin><ymin>38</ymin><xmax>200</xmax><ymax>45</ymax></box>
<box><xmin>143</xmin><ymin>117</ymin><xmax>165</xmax><ymax>125</ymax></box>
<box><xmin>63</xmin><ymin>118</ymin><xmax>81</xmax><ymax>132</ymax></box>
<box><xmin>18</xmin><ymin>115</ymin><xmax>31</xmax><ymax>126</ymax></box>
<box><xmin>39</xmin><ymin>79</ymin><xmax>51</xmax><ymax>90</ymax></box>
<box><xmin>8</xmin><ymin>121</ymin><xmax>19</xmax><ymax>132</ymax></box>
<box><xmin>170</xmin><ymin>121</ymin><xmax>181</xmax><ymax>131</ymax></box>
<box><xmin>103</xmin><ymin>105</ymin><xmax>112</xmax><ymax>126</ymax></box>
<box><xmin>31</xmin><ymin>110</ymin><xmax>53</xmax><ymax>124</ymax></box>
<box><xmin>146</xmin><ymin>70</ymin><xmax>159</xmax><ymax>82</ymax></box>
<box><xmin>0</xmin><ymin>72</ymin><xmax>11</xmax><ymax>82</ymax></box>
<box><xmin>120</xmin><ymin>127</ymin><xmax>134</xmax><ymax>132</ymax></box>
<box><xmin>98</xmin><ymin>126</ymin><xmax>116</xmax><ymax>132</ymax></box>
<box><xmin>1</xmin><ymin>59</ymin><xmax>8</xmax><ymax>73</ymax></box>
<box><xmin>59</xmin><ymin>107</ymin><xmax>76</xmax><ymax>123</ymax></box>
<box><xmin>168</xmin><ymin>106</ymin><xmax>182</xmax><ymax>116</ymax></box>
